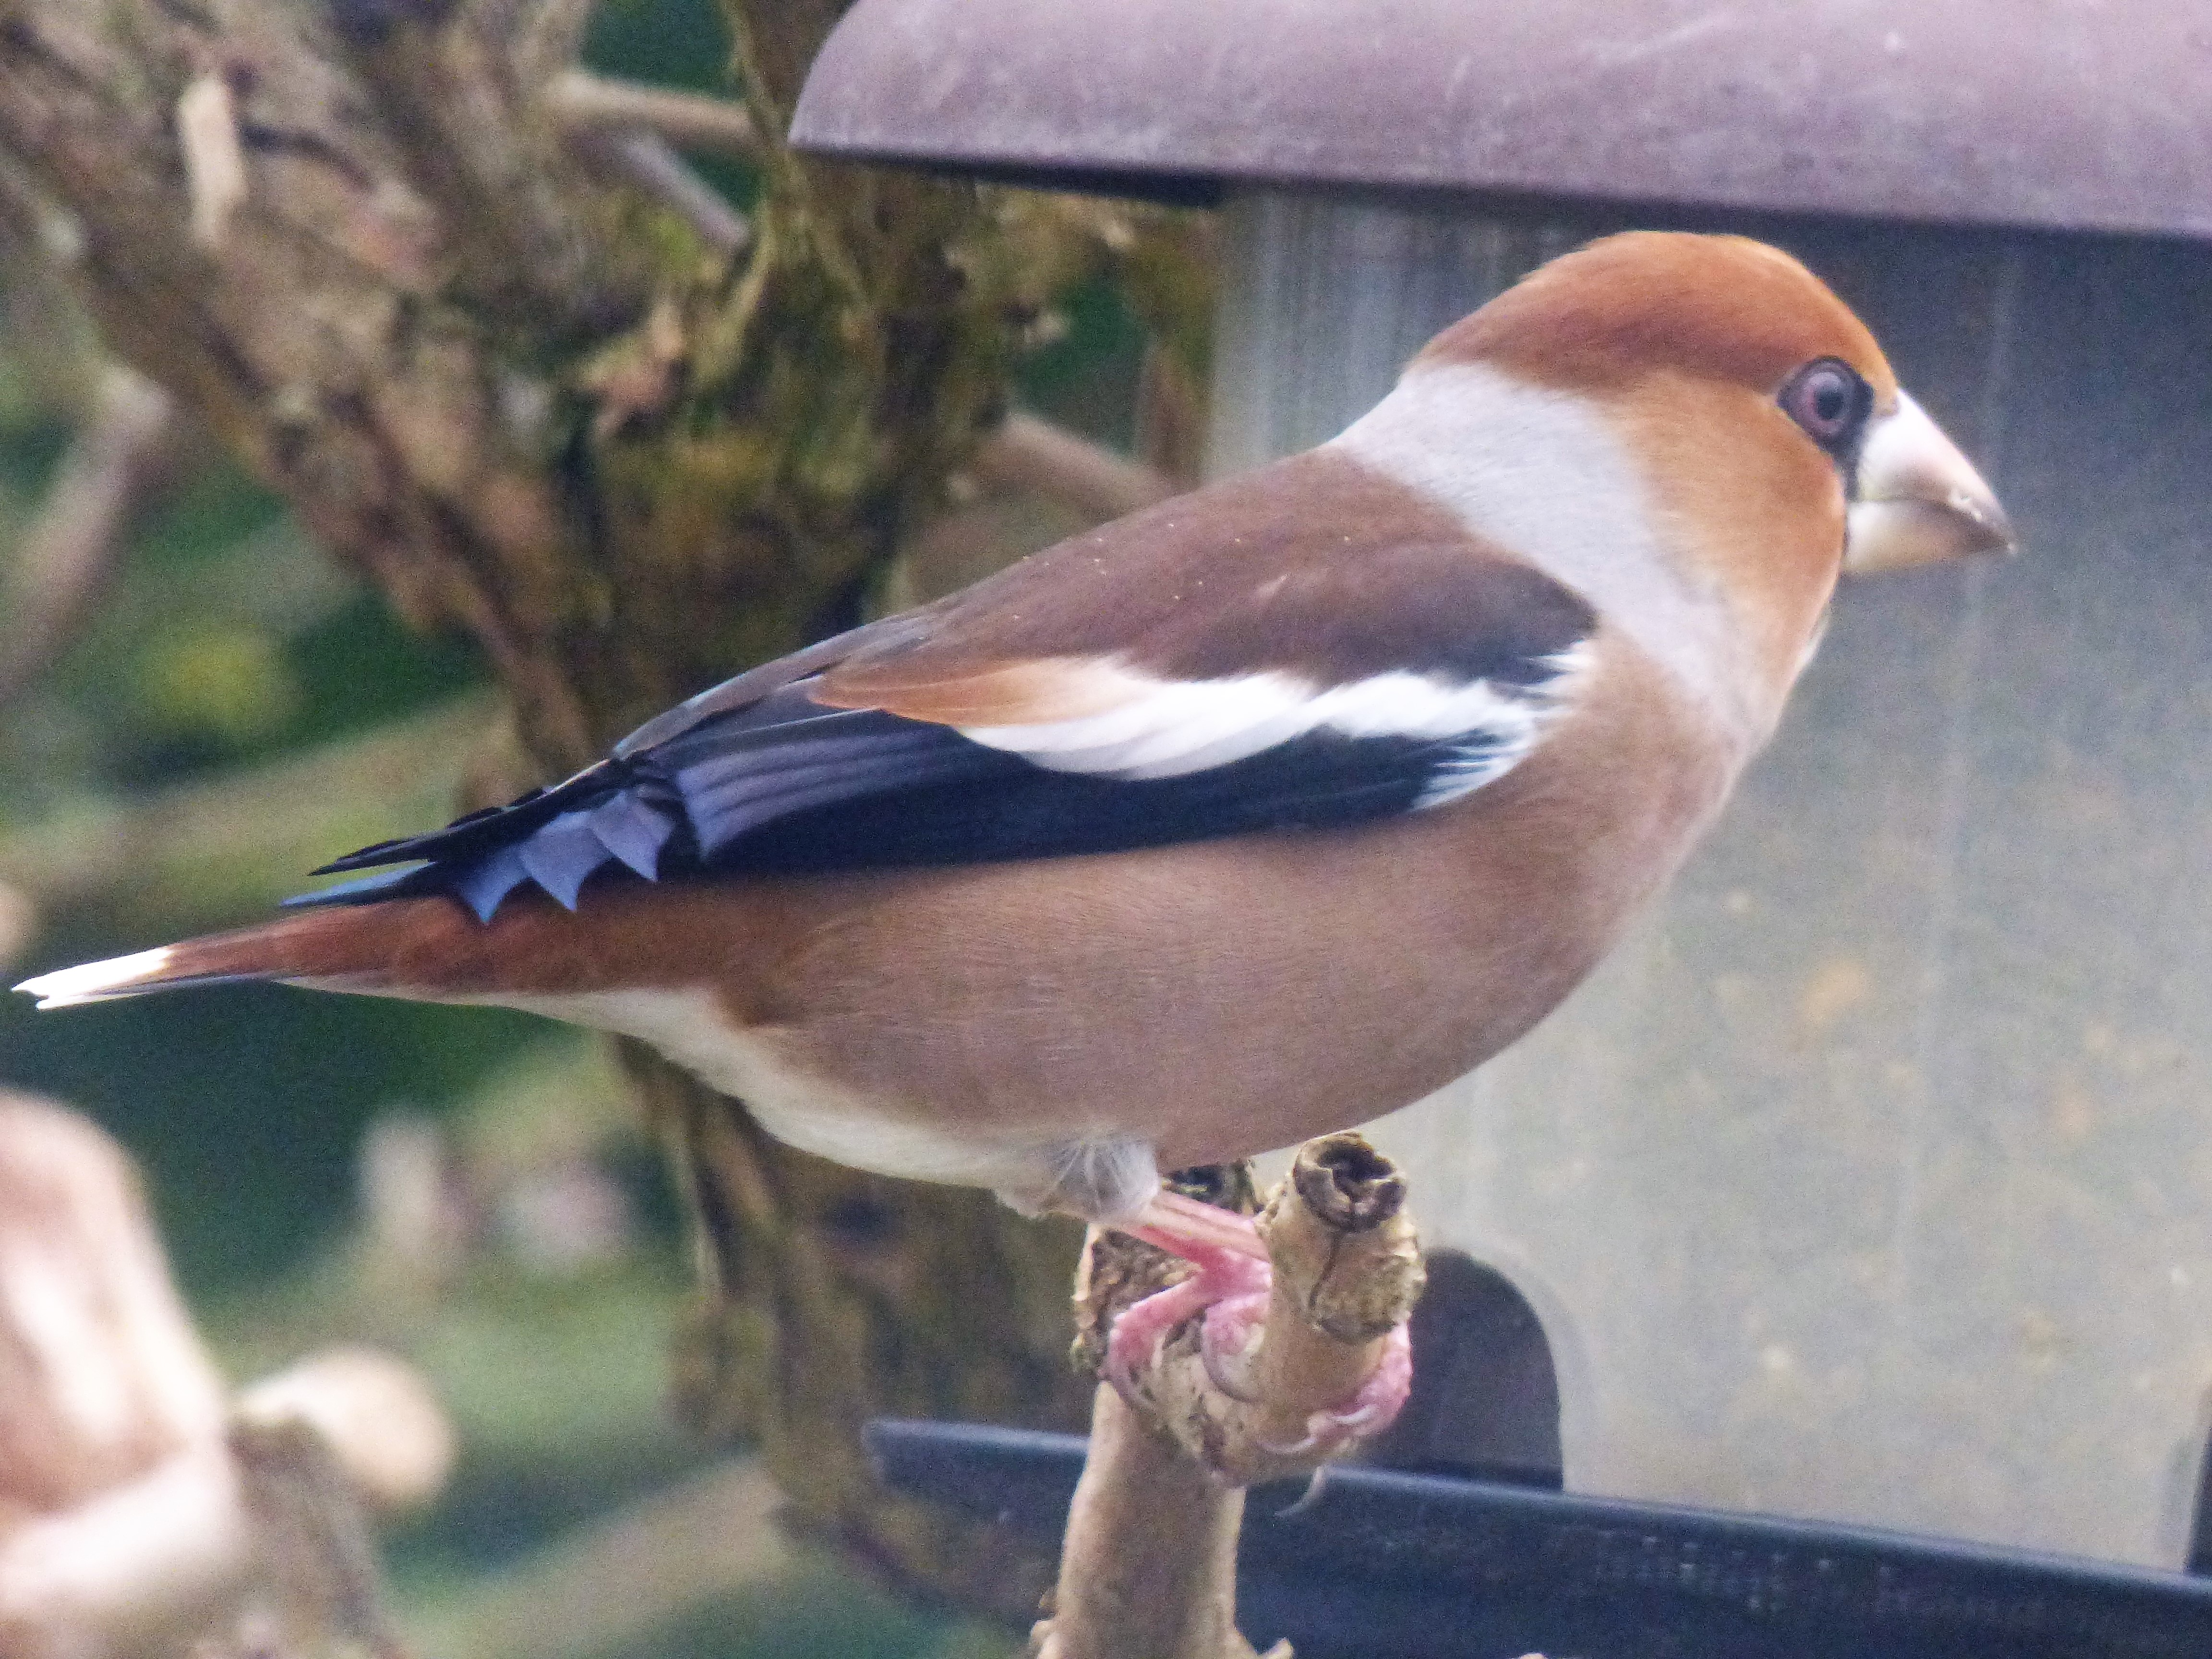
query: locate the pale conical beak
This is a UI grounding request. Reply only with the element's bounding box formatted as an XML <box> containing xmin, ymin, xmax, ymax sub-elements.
<box><xmin>1842</xmin><ymin>390</ymin><xmax>2015</xmax><ymax>574</ymax></box>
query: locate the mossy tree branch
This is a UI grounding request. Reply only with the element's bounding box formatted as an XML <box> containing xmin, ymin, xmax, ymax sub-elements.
<box><xmin>0</xmin><ymin>0</ymin><xmax>1189</xmax><ymax>1607</ymax></box>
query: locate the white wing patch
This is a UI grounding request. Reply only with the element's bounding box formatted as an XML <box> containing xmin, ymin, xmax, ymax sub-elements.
<box><xmin>956</xmin><ymin>645</ymin><xmax>1591</xmax><ymax>805</ymax></box>
<box><xmin>1332</xmin><ymin>362</ymin><xmax>1765</xmax><ymax>750</ymax></box>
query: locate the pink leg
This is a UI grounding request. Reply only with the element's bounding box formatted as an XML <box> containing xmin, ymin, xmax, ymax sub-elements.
<box><xmin>1102</xmin><ymin>1191</ymin><xmax>1414</xmax><ymax>1450</ymax></box>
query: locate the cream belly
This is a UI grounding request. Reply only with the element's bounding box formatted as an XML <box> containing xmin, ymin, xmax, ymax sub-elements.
<box><xmin>422</xmin><ymin>983</ymin><xmax>1078</xmax><ymax>1201</ymax></box>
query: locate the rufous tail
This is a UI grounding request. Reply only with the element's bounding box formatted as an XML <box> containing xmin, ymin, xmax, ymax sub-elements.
<box><xmin>12</xmin><ymin>901</ymin><xmax>456</xmax><ymax>1009</ymax></box>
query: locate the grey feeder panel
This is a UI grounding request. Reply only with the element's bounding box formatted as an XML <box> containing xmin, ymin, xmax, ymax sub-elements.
<box><xmin>794</xmin><ymin>0</ymin><xmax>2212</xmax><ymax>1571</ymax></box>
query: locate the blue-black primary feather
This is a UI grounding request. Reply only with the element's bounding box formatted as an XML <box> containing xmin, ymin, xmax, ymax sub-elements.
<box><xmin>291</xmin><ymin>664</ymin><xmax>1555</xmax><ymax>922</ymax></box>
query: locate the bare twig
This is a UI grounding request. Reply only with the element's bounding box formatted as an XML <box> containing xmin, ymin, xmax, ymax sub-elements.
<box><xmin>570</xmin><ymin>129</ymin><xmax>749</xmax><ymax>256</ymax></box>
<box><xmin>1038</xmin><ymin>1136</ymin><xmax>1423</xmax><ymax>1659</ymax></box>
<box><xmin>229</xmin><ymin>1418</ymin><xmax>409</xmax><ymax>1659</ymax></box>
<box><xmin>0</xmin><ymin>364</ymin><xmax>182</xmax><ymax>709</ymax></box>
<box><xmin>544</xmin><ymin>72</ymin><xmax>762</xmax><ymax>162</ymax></box>
<box><xmin>546</xmin><ymin>72</ymin><xmax>753</xmax><ymax>258</ymax></box>
<box><xmin>974</xmin><ymin>412</ymin><xmax>1181</xmax><ymax>524</ymax></box>
<box><xmin>236</xmin><ymin>1350</ymin><xmax>456</xmax><ymax>1518</ymax></box>
<box><xmin>890</xmin><ymin>414</ymin><xmax>1180</xmax><ymax>611</ymax></box>
<box><xmin>0</xmin><ymin>697</ymin><xmax>497</xmax><ymax>931</ymax></box>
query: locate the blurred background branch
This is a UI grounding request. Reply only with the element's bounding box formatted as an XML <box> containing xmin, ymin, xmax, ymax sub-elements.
<box><xmin>546</xmin><ymin>71</ymin><xmax>762</xmax><ymax>161</ymax></box>
<box><xmin>0</xmin><ymin>697</ymin><xmax>495</xmax><ymax>933</ymax></box>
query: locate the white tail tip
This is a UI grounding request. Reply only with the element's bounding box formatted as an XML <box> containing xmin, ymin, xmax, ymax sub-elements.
<box><xmin>14</xmin><ymin>947</ymin><xmax>178</xmax><ymax>1009</ymax></box>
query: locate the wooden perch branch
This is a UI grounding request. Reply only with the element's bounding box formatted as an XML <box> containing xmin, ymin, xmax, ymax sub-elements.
<box><xmin>1039</xmin><ymin>1135</ymin><xmax>1424</xmax><ymax>1659</ymax></box>
<box><xmin>0</xmin><ymin>1094</ymin><xmax>452</xmax><ymax>1659</ymax></box>
<box><xmin>1036</xmin><ymin>1388</ymin><xmax>1264</xmax><ymax>1659</ymax></box>
<box><xmin>1098</xmin><ymin>1135</ymin><xmax>1423</xmax><ymax>1488</ymax></box>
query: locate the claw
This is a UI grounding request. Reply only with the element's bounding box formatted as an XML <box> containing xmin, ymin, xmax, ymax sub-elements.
<box><xmin>1102</xmin><ymin>1273</ymin><xmax>1213</xmax><ymax>1397</ymax></box>
<box><xmin>1270</xmin><ymin>1466</ymin><xmax>1334</xmax><ymax>1518</ymax></box>
<box><xmin>1199</xmin><ymin>1289</ymin><xmax>1270</xmax><ymax>1402</ymax></box>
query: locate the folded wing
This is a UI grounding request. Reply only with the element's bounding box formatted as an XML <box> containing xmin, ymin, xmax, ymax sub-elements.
<box><xmin>300</xmin><ymin>456</ymin><xmax>1598</xmax><ymax>921</ymax></box>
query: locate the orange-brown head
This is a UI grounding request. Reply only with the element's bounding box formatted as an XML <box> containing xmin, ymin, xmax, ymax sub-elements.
<box><xmin>1404</xmin><ymin>231</ymin><xmax>2011</xmax><ymax>725</ymax></box>
<box><xmin>1428</xmin><ymin>231</ymin><xmax>1898</xmax><ymax>407</ymax></box>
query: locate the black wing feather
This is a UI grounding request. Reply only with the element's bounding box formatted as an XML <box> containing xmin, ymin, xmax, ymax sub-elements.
<box><xmin>291</xmin><ymin>660</ymin><xmax>1565</xmax><ymax>920</ymax></box>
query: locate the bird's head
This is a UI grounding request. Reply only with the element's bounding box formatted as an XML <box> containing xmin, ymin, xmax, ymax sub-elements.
<box><xmin>1407</xmin><ymin>231</ymin><xmax>2013</xmax><ymax>721</ymax></box>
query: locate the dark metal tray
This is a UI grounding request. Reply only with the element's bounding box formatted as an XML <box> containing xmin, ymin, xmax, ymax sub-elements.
<box><xmin>869</xmin><ymin>1419</ymin><xmax>2212</xmax><ymax>1659</ymax></box>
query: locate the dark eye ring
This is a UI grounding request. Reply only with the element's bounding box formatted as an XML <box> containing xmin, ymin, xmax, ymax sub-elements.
<box><xmin>1779</xmin><ymin>358</ymin><xmax>1871</xmax><ymax>450</ymax></box>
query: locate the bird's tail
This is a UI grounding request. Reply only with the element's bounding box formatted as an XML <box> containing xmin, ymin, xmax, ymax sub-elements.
<box><xmin>13</xmin><ymin>901</ymin><xmax>455</xmax><ymax>1009</ymax></box>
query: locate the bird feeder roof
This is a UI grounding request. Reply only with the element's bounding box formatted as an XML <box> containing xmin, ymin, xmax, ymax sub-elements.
<box><xmin>789</xmin><ymin>0</ymin><xmax>2212</xmax><ymax>241</ymax></box>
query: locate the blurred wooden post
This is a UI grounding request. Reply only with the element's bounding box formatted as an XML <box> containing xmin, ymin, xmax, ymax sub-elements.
<box><xmin>0</xmin><ymin>1093</ymin><xmax>450</xmax><ymax>1659</ymax></box>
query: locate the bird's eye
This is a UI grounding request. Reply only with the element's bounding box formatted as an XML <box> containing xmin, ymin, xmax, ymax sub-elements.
<box><xmin>1778</xmin><ymin>358</ymin><xmax>1871</xmax><ymax>451</ymax></box>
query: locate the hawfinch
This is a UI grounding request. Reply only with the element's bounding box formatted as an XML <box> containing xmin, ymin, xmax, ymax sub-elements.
<box><xmin>19</xmin><ymin>233</ymin><xmax>2010</xmax><ymax>1423</ymax></box>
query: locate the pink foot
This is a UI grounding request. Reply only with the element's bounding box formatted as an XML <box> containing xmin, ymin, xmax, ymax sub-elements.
<box><xmin>1103</xmin><ymin>1237</ymin><xmax>1271</xmax><ymax>1400</ymax></box>
<box><xmin>1104</xmin><ymin>1200</ymin><xmax>1415</xmax><ymax>1453</ymax></box>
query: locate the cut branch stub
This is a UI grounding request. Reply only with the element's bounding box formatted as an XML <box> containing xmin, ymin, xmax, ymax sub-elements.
<box><xmin>1289</xmin><ymin>1131</ymin><xmax>1406</xmax><ymax>1234</ymax></box>
<box><xmin>1276</xmin><ymin>1132</ymin><xmax>1422</xmax><ymax>1345</ymax></box>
